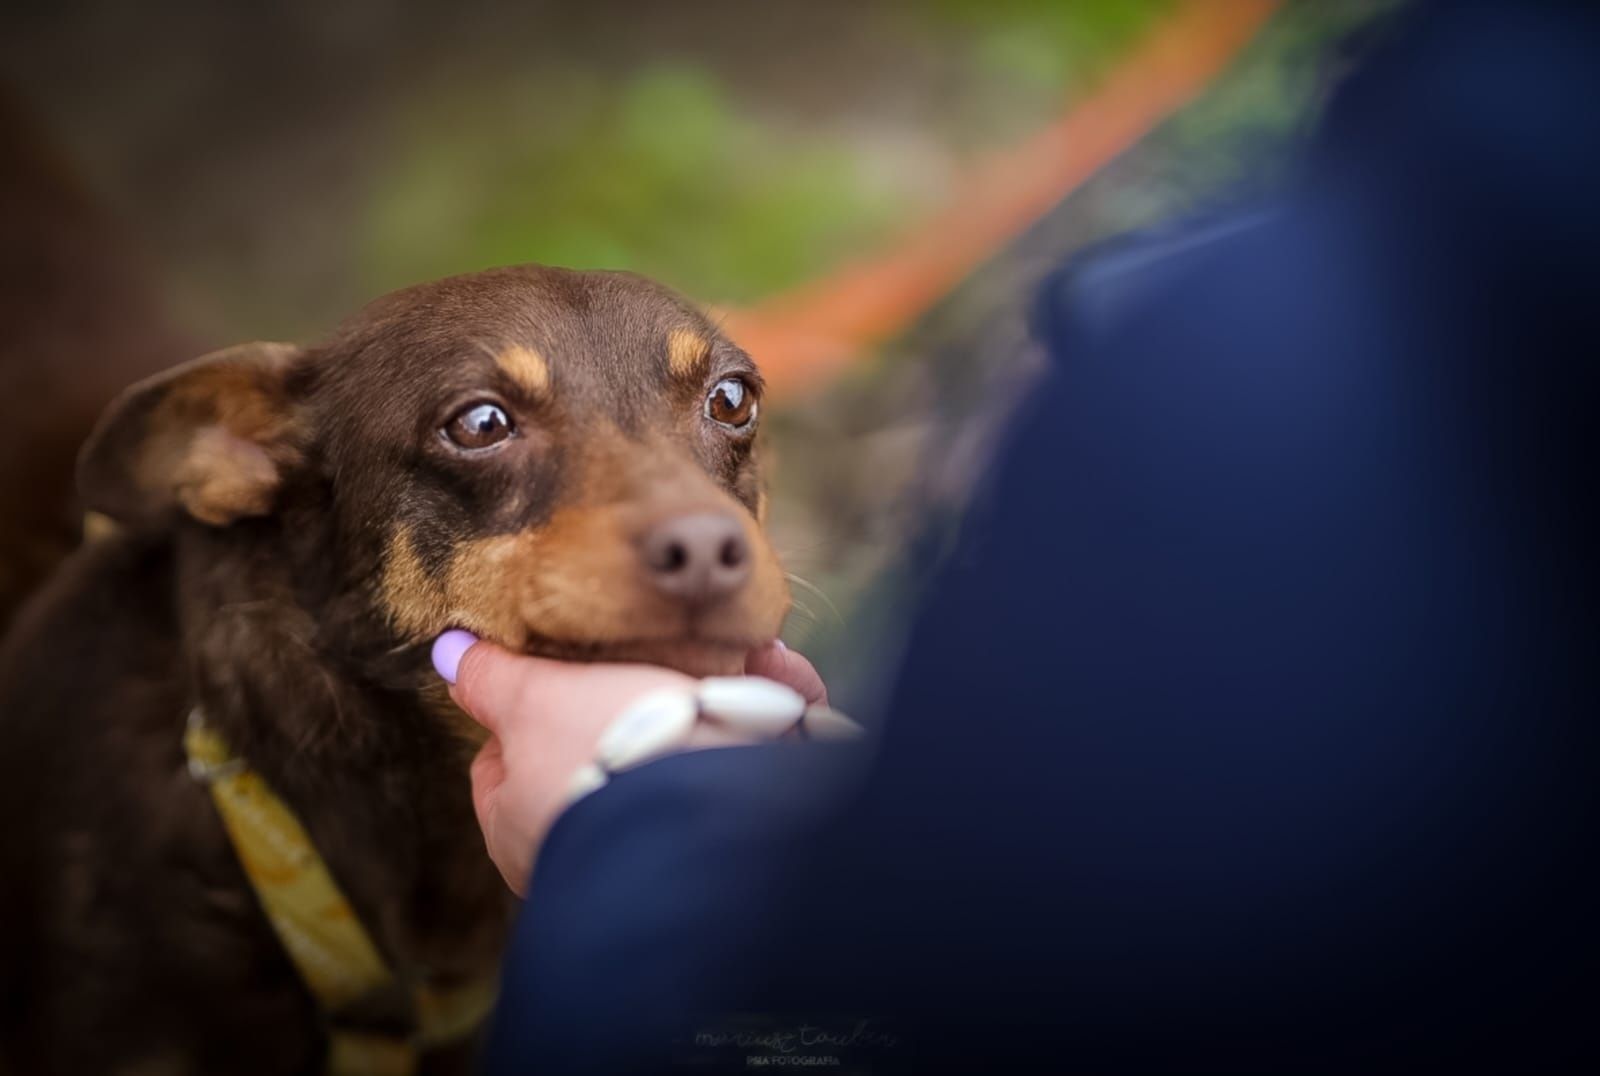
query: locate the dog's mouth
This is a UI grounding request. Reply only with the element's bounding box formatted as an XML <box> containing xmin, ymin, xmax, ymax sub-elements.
<box><xmin>519</xmin><ymin>631</ymin><xmax>760</xmax><ymax>678</ymax></box>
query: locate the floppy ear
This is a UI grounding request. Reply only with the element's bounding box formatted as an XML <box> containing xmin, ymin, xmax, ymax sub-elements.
<box><xmin>77</xmin><ymin>342</ymin><xmax>307</xmax><ymax>527</ymax></box>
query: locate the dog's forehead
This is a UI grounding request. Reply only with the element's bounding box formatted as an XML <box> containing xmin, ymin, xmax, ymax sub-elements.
<box><xmin>332</xmin><ymin>265</ymin><xmax>720</xmax><ymax>391</ymax></box>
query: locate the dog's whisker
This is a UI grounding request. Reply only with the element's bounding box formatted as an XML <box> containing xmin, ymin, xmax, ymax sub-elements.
<box><xmin>785</xmin><ymin>573</ymin><xmax>843</xmax><ymax>626</ymax></box>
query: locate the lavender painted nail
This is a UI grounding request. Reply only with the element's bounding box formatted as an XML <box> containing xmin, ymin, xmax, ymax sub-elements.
<box><xmin>431</xmin><ymin>630</ymin><xmax>479</xmax><ymax>684</ymax></box>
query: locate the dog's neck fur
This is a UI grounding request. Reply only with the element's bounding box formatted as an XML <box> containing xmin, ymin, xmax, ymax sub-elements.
<box><xmin>170</xmin><ymin>511</ymin><xmax>510</xmax><ymax>984</ymax></box>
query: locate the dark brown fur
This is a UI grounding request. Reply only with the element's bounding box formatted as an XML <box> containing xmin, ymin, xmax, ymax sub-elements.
<box><xmin>0</xmin><ymin>266</ymin><xmax>789</xmax><ymax>1074</ymax></box>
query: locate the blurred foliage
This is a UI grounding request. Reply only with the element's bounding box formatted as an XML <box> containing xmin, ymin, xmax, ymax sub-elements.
<box><xmin>364</xmin><ymin>65</ymin><xmax>912</xmax><ymax>304</ymax></box>
<box><xmin>929</xmin><ymin>0</ymin><xmax>1173</xmax><ymax>143</ymax></box>
<box><xmin>361</xmin><ymin>0</ymin><xmax>1175</xmax><ymax>305</ymax></box>
<box><xmin>1154</xmin><ymin>0</ymin><xmax>1398</xmax><ymax>196</ymax></box>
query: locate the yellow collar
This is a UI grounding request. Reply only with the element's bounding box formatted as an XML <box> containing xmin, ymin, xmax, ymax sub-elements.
<box><xmin>184</xmin><ymin>710</ymin><xmax>495</xmax><ymax>1075</ymax></box>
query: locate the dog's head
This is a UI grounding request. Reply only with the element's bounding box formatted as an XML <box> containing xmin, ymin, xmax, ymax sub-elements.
<box><xmin>78</xmin><ymin>266</ymin><xmax>789</xmax><ymax>677</ymax></box>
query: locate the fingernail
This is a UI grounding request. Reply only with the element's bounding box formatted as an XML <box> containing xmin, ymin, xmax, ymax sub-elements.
<box><xmin>772</xmin><ymin>639</ymin><xmax>788</xmax><ymax>653</ymax></box>
<box><xmin>432</xmin><ymin>630</ymin><xmax>479</xmax><ymax>684</ymax></box>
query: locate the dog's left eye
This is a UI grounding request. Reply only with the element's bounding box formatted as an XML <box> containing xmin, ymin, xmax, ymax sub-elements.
<box><xmin>444</xmin><ymin>402</ymin><xmax>514</xmax><ymax>450</ymax></box>
<box><xmin>706</xmin><ymin>377</ymin><xmax>757</xmax><ymax>429</ymax></box>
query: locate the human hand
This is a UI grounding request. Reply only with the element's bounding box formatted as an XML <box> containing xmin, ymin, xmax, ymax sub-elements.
<box><xmin>433</xmin><ymin>634</ymin><xmax>830</xmax><ymax>896</ymax></box>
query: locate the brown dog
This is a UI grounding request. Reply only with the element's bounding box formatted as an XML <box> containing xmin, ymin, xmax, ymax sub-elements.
<box><xmin>0</xmin><ymin>265</ymin><xmax>790</xmax><ymax>1074</ymax></box>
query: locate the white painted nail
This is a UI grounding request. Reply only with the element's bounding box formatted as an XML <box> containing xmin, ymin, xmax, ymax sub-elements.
<box><xmin>565</xmin><ymin>762</ymin><xmax>609</xmax><ymax>805</ymax></box>
<box><xmin>697</xmin><ymin>676</ymin><xmax>806</xmax><ymax>736</ymax></box>
<box><xmin>800</xmin><ymin>705</ymin><xmax>866</xmax><ymax>742</ymax></box>
<box><xmin>596</xmin><ymin>689</ymin><xmax>698</xmax><ymax>771</ymax></box>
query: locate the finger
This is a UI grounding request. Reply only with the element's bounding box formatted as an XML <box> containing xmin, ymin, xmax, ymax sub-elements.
<box><xmin>468</xmin><ymin>738</ymin><xmax>504</xmax><ymax>856</ymax></box>
<box><xmin>689</xmin><ymin>718</ymin><xmax>765</xmax><ymax>749</ymax></box>
<box><xmin>744</xmin><ymin>642</ymin><xmax>828</xmax><ymax>706</ymax></box>
<box><xmin>439</xmin><ymin>635</ymin><xmax>573</xmax><ymax>736</ymax></box>
<box><xmin>469</xmin><ymin>736</ymin><xmax>506</xmax><ymax>805</ymax></box>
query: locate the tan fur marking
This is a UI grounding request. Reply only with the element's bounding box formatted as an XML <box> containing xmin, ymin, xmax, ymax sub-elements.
<box><xmin>667</xmin><ymin>328</ymin><xmax>711</xmax><ymax>380</ymax></box>
<box><xmin>496</xmin><ymin>344</ymin><xmax>551</xmax><ymax>396</ymax></box>
<box><xmin>93</xmin><ymin>342</ymin><xmax>305</xmax><ymax>526</ymax></box>
<box><xmin>167</xmin><ymin>427</ymin><xmax>281</xmax><ymax>525</ymax></box>
<box><xmin>82</xmin><ymin>511</ymin><xmax>120</xmax><ymax>543</ymax></box>
<box><xmin>443</xmin><ymin>532</ymin><xmax>534</xmax><ymax>644</ymax></box>
<box><xmin>378</xmin><ymin>528</ymin><xmax>450</xmax><ymax>639</ymax></box>
<box><xmin>379</xmin><ymin>531</ymin><xmax>487</xmax><ymax>735</ymax></box>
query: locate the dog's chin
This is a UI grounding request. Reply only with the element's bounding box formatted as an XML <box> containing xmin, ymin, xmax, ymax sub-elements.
<box><xmin>523</xmin><ymin>636</ymin><xmax>752</xmax><ymax>678</ymax></box>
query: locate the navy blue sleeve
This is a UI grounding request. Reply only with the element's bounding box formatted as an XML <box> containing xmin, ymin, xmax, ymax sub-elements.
<box><xmin>480</xmin><ymin>744</ymin><xmax>856</xmax><ymax>1074</ymax></box>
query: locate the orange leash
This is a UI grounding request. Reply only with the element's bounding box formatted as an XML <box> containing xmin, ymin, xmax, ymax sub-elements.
<box><xmin>726</xmin><ymin>0</ymin><xmax>1282</xmax><ymax>402</ymax></box>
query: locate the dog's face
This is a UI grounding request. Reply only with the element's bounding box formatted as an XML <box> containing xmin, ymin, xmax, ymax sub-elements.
<box><xmin>78</xmin><ymin>266</ymin><xmax>789</xmax><ymax>677</ymax></box>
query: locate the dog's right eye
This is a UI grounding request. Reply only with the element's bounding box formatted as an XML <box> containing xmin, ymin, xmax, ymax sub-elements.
<box><xmin>443</xmin><ymin>402</ymin><xmax>514</xmax><ymax>450</ymax></box>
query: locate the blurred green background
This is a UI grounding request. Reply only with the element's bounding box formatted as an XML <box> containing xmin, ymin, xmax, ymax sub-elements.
<box><xmin>1</xmin><ymin>0</ymin><xmax>1393</xmax><ymax>704</ymax></box>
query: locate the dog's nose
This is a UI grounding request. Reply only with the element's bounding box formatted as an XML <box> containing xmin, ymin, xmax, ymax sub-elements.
<box><xmin>640</xmin><ymin>512</ymin><xmax>750</xmax><ymax>605</ymax></box>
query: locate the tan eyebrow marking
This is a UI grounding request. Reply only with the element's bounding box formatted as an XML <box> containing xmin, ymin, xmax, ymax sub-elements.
<box><xmin>667</xmin><ymin>328</ymin><xmax>712</xmax><ymax>380</ymax></box>
<box><xmin>495</xmin><ymin>344</ymin><xmax>551</xmax><ymax>396</ymax></box>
